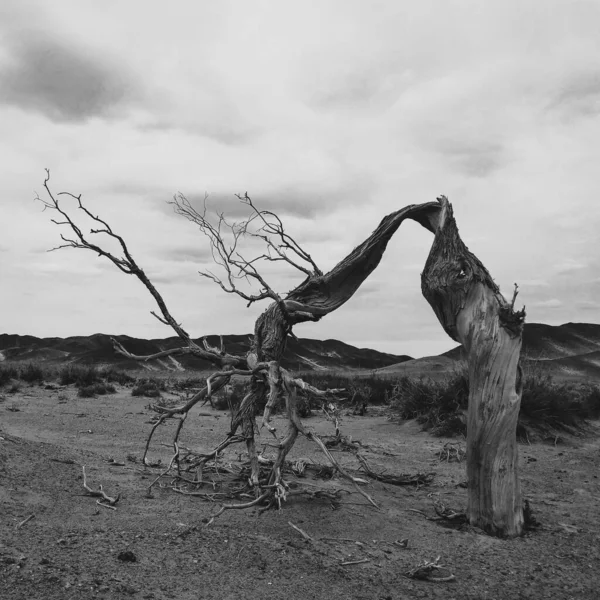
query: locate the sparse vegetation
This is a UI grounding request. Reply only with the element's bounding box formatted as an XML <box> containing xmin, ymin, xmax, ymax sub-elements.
<box><xmin>20</xmin><ymin>362</ymin><xmax>46</xmax><ymax>384</ymax></box>
<box><xmin>132</xmin><ymin>380</ymin><xmax>163</xmax><ymax>398</ymax></box>
<box><xmin>171</xmin><ymin>376</ymin><xmax>206</xmax><ymax>392</ymax></box>
<box><xmin>102</xmin><ymin>367</ymin><xmax>136</xmax><ymax>386</ymax></box>
<box><xmin>8</xmin><ymin>380</ymin><xmax>21</xmax><ymax>394</ymax></box>
<box><xmin>59</xmin><ymin>364</ymin><xmax>101</xmax><ymax>387</ymax></box>
<box><xmin>78</xmin><ymin>382</ymin><xmax>117</xmax><ymax>397</ymax></box>
<box><xmin>0</xmin><ymin>364</ymin><xmax>20</xmax><ymax>386</ymax></box>
<box><xmin>389</xmin><ymin>364</ymin><xmax>600</xmax><ymax>439</ymax></box>
<box><xmin>0</xmin><ymin>361</ymin><xmax>136</xmax><ymax>400</ymax></box>
<box><xmin>519</xmin><ymin>373</ymin><xmax>600</xmax><ymax>437</ymax></box>
<box><xmin>0</xmin><ymin>362</ymin><xmax>47</xmax><ymax>385</ymax></box>
<box><xmin>389</xmin><ymin>370</ymin><xmax>469</xmax><ymax>437</ymax></box>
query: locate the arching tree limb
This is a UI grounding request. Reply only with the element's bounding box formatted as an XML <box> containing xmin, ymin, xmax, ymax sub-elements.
<box><xmin>283</xmin><ymin>202</ymin><xmax>440</xmax><ymax>322</ymax></box>
<box><xmin>421</xmin><ymin>196</ymin><xmax>525</xmax><ymax>538</ymax></box>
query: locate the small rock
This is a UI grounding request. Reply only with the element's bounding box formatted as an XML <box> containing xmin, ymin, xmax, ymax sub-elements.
<box><xmin>117</xmin><ymin>550</ymin><xmax>137</xmax><ymax>562</ymax></box>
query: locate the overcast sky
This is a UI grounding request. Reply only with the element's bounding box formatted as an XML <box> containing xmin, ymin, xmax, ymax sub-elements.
<box><xmin>1</xmin><ymin>0</ymin><xmax>599</xmax><ymax>358</ymax></box>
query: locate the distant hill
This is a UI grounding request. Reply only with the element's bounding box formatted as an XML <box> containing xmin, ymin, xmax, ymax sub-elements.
<box><xmin>0</xmin><ymin>333</ymin><xmax>412</xmax><ymax>372</ymax></box>
<box><xmin>3</xmin><ymin>323</ymin><xmax>598</xmax><ymax>381</ymax></box>
<box><xmin>378</xmin><ymin>323</ymin><xmax>600</xmax><ymax>382</ymax></box>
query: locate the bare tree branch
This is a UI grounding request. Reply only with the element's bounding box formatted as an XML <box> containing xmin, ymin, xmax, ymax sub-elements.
<box><xmin>236</xmin><ymin>192</ymin><xmax>322</xmax><ymax>277</ymax></box>
<box><xmin>168</xmin><ymin>193</ymin><xmax>283</xmax><ymax>306</ymax></box>
<box><xmin>37</xmin><ymin>171</ymin><xmax>247</xmax><ymax>370</ymax></box>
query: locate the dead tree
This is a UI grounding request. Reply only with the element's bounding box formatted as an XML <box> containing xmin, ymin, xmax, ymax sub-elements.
<box><xmin>421</xmin><ymin>196</ymin><xmax>526</xmax><ymax>537</ymax></box>
<box><xmin>38</xmin><ymin>170</ymin><xmax>439</xmax><ymax>512</ymax></box>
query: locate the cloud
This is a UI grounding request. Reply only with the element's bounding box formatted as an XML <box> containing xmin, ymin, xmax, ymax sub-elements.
<box><xmin>531</xmin><ymin>298</ymin><xmax>563</xmax><ymax>309</ymax></box>
<box><xmin>554</xmin><ymin>259</ymin><xmax>587</xmax><ymax>276</ymax></box>
<box><xmin>548</xmin><ymin>70</ymin><xmax>600</xmax><ymax>119</ymax></box>
<box><xmin>577</xmin><ymin>300</ymin><xmax>600</xmax><ymax>311</ymax></box>
<box><xmin>2</xmin><ymin>1</ymin><xmax>600</xmax><ymax>356</ymax></box>
<box><xmin>519</xmin><ymin>279</ymin><xmax>550</xmax><ymax>288</ymax></box>
<box><xmin>110</xmin><ymin>176</ymin><xmax>372</xmax><ymax>222</ymax></box>
<box><xmin>0</xmin><ymin>34</ymin><xmax>138</xmax><ymax>122</ymax></box>
<box><xmin>439</xmin><ymin>139</ymin><xmax>507</xmax><ymax>178</ymax></box>
<box><xmin>160</xmin><ymin>244</ymin><xmax>214</xmax><ymax>264</ymax></box>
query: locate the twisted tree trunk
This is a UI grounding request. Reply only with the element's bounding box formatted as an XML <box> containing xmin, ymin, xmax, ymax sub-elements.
<box><xmin>235</xmin><ymin>202</ymin><xmax>441</xmax><ymax>486</ymax></box>
<box><xmin>421</xmin><ymin>197</ymin><xmax>526</xmax><ymax>538</ymax></box>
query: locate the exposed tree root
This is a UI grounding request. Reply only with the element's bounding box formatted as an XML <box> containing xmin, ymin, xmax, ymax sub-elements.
<box><xmin>137</xmin><ymin>362</ymin><xmax>382</xmax><ymax>516</ymax></box>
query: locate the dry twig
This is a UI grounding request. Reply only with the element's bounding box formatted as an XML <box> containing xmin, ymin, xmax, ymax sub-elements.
<box><xmin>404</xmin><ymin>556</ymin><xmax>455</xmax><ymax>582</ymax></box>
<box><xmin>81</xmin><ymin>466</ymin><xmax>120</xmax><ymax>508</ymax></box>
<box><xmin>16</xmin><ymin>514</ymin><xmax>35</xmax><ymax>529</ymax></box>
<box><xmin>288</xmin><ymin>521</ymin><xmax>313</xmax><ymax>541</ymax></box>
<box><xmin>340</xmin><ymin>558</ymin><xmax>370</xmax><ymax>566</ymax></box>
<box><xmin>357</xmin><ymin>453</ymin><xmax>435</xmax><ymax>487</ymax></box>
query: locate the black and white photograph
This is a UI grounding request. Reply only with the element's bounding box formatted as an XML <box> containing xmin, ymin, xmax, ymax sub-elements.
<box><xmin>1</xmin><ymin>1</ymin><xmax>599</xmax><ymax>598</ymax></box>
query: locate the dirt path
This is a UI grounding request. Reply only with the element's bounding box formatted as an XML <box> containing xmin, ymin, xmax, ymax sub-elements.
<box><xmin>1</xmin><ymin>384</ymin><xmax>599</xmax><ymax>599</ymax></box>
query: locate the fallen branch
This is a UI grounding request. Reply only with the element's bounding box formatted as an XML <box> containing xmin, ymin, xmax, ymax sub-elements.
<box><xmin>303</xmin><ymin>430</ymin><xmax>378</xmax><ymax>509</ymax></box>
<box><xmin>407</xmin><ymin>503</ymin><xmax>467</xmax><ymax>524</ymax></box>
<box><xmin>81</xmin><ymin>465</ymin><xmax>120</xmax><ymax>508</ymax></box>
<box><xmin>433</xmin><ymin>501</ymin><xmax>467</xmax><ymax>523</ymax></box>
<box><xmin>288</xmin><ymin>521</ymin><xmax>313</xmax><ymax>541</ymax></box>
<box><xmin>340</xmin><ymin>558</ymin><xmax>370</xmax><ymax>566</ymax></box>
<box><xmin>356</xmin><ymin>453</ymin><xmax>435</xmax><ymax>487</ymax></box>
<box><xmin>16</xmin><ymin>514</ymin><xmax>35</xmax><ymax>529</ymax></box>
<box><xmin>405</xmin><ymin>556</ymin><xmax>456</xmax><ymax>582</ymax></box>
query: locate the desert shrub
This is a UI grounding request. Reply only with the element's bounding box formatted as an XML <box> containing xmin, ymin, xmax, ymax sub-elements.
<box><xmin>102</xmin><ymin>367</ymin><xmax>135</xmax><ymax>386</ymax></box>
<box><xmin>172</xmin><ymin>376</ymin><xmax>205</xmax><ymax>392</ymax></box>
<box><xmin>78</xmin><ymin>382</ymin><xmax>116</xmax><ymax>397</ymax></box>
<box><xmin>59</xmin><ymin>364</ymin><xmax>100</xmax><ymax>387</ymax></box>
<box><xmin>520</xmin><ymin>375</ymin><xmax>600</xmax><ymax>433</ymax></box>
<box><xmin>391</xmin><ymin>365</ymin><xmax>600</xmax><ymax>438</ymax></box>
<box><xmin>132</xmin><ymin>380</ymin><xmax>162</xmax><ymax>398</ymax></box>
<box><xmin>8</xmin><ymin>380</ymin><xmax>21</xmax><ymax>394</ymax></box>
<box><xmin>19</xmin><ymin>362</ymin><xmax>46</xmax><ymax>384</ymax></box>
<box><xmin>584</xmin><ymin>385</ymin><xmax>600</xmax><ymax>416</ymax></box>
<box><xmin>297</xmin><ymin>371</ymin><xmax>396</xmax><ymax>408</ymax></box>
<box><xmin>0</xmin><ymin>364</ymin><xmax>20</xmax><ymax>386</ymax></box>
<box><xmin>390</xmin><ymin>371</ymin><xmax>469</xmax><ymax>437</ymax></box>
<box><xmin>138</xmin><ymin>376</ymin><xmax>168</xmax><ymax>391</ymax></box>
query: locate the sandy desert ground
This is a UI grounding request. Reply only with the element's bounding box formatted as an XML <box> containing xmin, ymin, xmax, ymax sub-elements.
<box><xmin>1</xmin><ymin>383</ymin><xmax>599</xmax><ymax>600</ymax></box>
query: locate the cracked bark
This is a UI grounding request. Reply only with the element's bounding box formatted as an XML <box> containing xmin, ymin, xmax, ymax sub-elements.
<box><xmin>421</xmin><ymin>196</ymin><xmax>525</xmax><ymax>538</ymax></box>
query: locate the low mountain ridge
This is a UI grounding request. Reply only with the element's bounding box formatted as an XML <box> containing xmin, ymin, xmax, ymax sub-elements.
<box><xmin>0</xmin><ymin>333</ymin><xmax>412</xmax><ymax>372</ymax></box>
<box><xmin>2</xmin><ymin>322</ymin><xmax>598</xmax><ymax>380</ymax></box>
<box><xmin>384</xmin><ymin>322</ymin><xmax>600</xmax><ymax>382</ymax></box>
